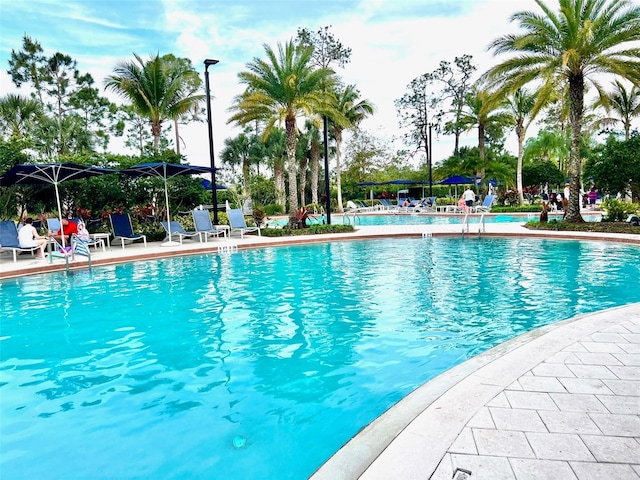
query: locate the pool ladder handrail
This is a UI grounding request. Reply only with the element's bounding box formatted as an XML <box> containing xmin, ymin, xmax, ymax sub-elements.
<box><xmin>461</xmin><ymin>213</ymin><xmax>486</xmax><ymax>238</ymax></box>
<box><xmin>344</xmin><ymin>210</ymin><xmax>360</xmax><ymax>226</ymax></box>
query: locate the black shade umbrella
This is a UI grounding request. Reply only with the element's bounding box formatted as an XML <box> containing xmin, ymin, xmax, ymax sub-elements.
<box><xmin>0</xmin><ymin>163</ymin><xmax>117</xmax><ymax>247</ymax></box>
<box><xmin>119</xmin><ymin>162</ymin><xmax>214</xmax><ymax>246</ymax></box>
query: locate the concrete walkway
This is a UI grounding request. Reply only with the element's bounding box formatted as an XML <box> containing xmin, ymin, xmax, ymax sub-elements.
<box><xmin>312</xmin><ymin>304</ymin><xmax>640</xmax><ymax>480</ymax></box>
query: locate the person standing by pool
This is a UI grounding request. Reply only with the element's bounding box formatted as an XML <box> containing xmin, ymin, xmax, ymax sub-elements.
<box><xmin>463</xmin><ymin>187</ymin><xmax>475</xmax><ymax>213</ymax></box>
<box><xmin>18</xmin><ymin>217</ymin><xmax>48</xmax><ymax>259</ymax></box>
<box><xmin>588</xmin><ymin>187</ymin><xmax>598</xmax><ymax>209</ymax></box>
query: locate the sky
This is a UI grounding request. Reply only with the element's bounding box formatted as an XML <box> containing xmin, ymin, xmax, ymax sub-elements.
<box><xmin>0</xmin><ymin>0</ymin><xmax>540</xmax><ymax>169</ymax></box>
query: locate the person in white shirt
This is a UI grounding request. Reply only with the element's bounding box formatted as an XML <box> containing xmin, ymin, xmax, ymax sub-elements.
<box><xmin>463</xmin><ymin>187</ymin><xmax>475</xmax><ymax>213</ymax></box>
<box><xmin>18</xmin><ymin>217</ymin><xmax>48</xmax><ymax>259</ymax></box>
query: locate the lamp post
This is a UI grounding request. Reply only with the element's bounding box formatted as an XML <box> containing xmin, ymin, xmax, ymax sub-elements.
<box><xmin>323</xmin><ymin>115</ymin><xmax>331</xmax><ymax>224</ymax></box>
<box><xmin>204</xmin><ymin>58</ymin><xmax>219</xmax><ymax>224</ymax></box>
<box><xmin>428</xmin><ymin>123</ymin><xmax>433</xmax><ymax>197</ymax></box>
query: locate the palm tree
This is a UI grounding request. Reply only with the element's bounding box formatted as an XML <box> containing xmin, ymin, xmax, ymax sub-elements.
<box><xmin>458</xmin><ymin>86</ymin><xmax>513</xmax><ymax>190</ymax></box>
<box><xmin>595</xmin><ymin>80</ymin><xmax>640</xmax><ymax>140</ymax></box>
<box><xmin>0</xmin><ymin>93</ymin><xmax>41</xmax><ymax>139</ymax></box>
<box><xmin>105</xmin><ymin>53</ymin><xmax>204</xmax><ymax>152</ymax></box>
<box><xmin>220</xmin><ymin>130</ymin><xmax>256</xmax><ymax>202</ymax></box>
<box><xmin>507</xmin><ymin>89</ymin><xmax>539</xmax><ymax>204</ymax></box>
<box><xmin>302</xmin><ymin>119</ymin><xmax>323</xmax><ymax>205</ymax></box>
<box><xmin>329</xmin><ymin>85</ymin><xmax>375</xmax><ymax>213</ymax></box>
<box><xmin>486</xmin><ymin>0</ymin><xmax>640</xmax><ymax>222</ymax></box>
<box><xmin>228</xmin><ymin>41</ymin><xmax>335</xmax><ymax>223</ymax></box>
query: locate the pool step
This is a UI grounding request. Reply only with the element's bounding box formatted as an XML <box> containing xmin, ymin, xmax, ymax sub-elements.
<box><xmin>218</xmin><ymin>244</ymin><xmax>238</xmax><ymax>254</ymax></box>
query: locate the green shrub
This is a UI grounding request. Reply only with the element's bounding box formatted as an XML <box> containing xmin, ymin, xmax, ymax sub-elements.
<box><xmin>260</xmin><ymin>224</ymin><xmax>355</xmax><ymax>237</ymax></box>
<box><xmin>264</xmin><ymin>204</ymin><xmax>285</xmax><ymax>215</ymax></box>
<box><xmin>491</xmin><ymin>206</ymin><xmax>542</xmax><ymax>213</ymax></box>
<box><xmin>601</xmin><ymin>198</ymin><xmax>638</xmax><ymax>222</ymax></box>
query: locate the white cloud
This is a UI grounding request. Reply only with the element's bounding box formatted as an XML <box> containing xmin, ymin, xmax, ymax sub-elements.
<box><xmin>1</xmin><ymin>0</ymin><xmax>545</xmax><ymax>168</ymax></box>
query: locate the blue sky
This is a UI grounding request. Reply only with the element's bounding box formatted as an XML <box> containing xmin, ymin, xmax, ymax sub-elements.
<box><xmin>0</xmin><ymin>0</ymin><xmax>536</xmax><ymax>166</ymax></box>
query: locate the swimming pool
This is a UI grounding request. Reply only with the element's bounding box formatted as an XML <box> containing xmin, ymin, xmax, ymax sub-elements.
<box><xmin>1</xmin><ymin>237</ymin><xmax>638</xmax><ymax>479</ymax></box>
<box><xmin>268</xmin><ymin>212</ymin><xmax>601</xmax><ymax>227</ymax></box>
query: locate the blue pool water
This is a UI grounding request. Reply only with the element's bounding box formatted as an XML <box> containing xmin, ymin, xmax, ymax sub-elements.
<box><xmin>1</xmin><ymin>237</ymin><xmax>639</xmax><ymax>479</ymax></box>
<box><xmin>269</xmin><ymin>213</ymin><xmax>600</xmax><ymax>227</ymax></box>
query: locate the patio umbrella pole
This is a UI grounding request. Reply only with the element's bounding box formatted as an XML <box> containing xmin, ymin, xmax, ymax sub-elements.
<box><xmin>161</xmin><ymin>167</ymin><xmax>180</xmax><ymax>247</ymax></box>
<box><xmin>53</xmin><ymin>180</ymin><xmax>66</xmax><ymax>249</ymax></box>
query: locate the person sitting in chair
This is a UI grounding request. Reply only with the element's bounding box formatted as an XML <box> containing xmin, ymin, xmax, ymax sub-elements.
<box><xmin>18</xmin><ymin>217</ymin><xmax>48</xmax><ymax>259</ymax></box>
<box><xmin>50</xmin><ymin>218</ymin><xmax>78</xmax><ymax>245</ymax></box>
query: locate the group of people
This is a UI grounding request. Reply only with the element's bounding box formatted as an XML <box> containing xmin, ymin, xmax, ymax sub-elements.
<box><xmin>17</xmin><ymin>217</ymin><xmax>90</xmax><ymax>260</ymax></box>
<box><xmin>455</xmin><ymin>187</ymin><xmax>477</xmax><ymax>213</ymax></box>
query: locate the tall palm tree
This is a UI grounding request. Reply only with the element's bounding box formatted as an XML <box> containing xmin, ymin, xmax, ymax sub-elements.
<box><xmin>105</xmin><ymin>53</ymin><xmax>204</xmax><ymax>153</ymax></box>
<box><xmin>595</xmin><ymin>80</ymin><xmax>640</xmax><ymax>140</ymax></box>
<box><xmin>507</xmin><ymin>89</ymin><xmax>539</xmax><ymax>204</ymax></box>
<box><xmin>302</xmin><ymin>119</ymin><xmax>323</xmax><ymax>205</ymax></box>
<box><xmin>228</xmin><ymin>41</ymin><xmax>335</xmax><ymax>222</ymax></box>
<box><xmin>458</xmin><ymin>86</ymin><xmax>513</xmax><ymax>190</ymax></box>
<box><xmin>263</xmin><ymin>127</ymin><xmax>287</xmax><ymax>211</ymax></box>
<box><xmin>486</xmin><ymin>0</ymin><xmax>640</xmax><ymax>222</ymax></box>
<box><xmin>329</xmin><ymin>84</ymin><xmax>375</xmax><ymax>213</ymax></box>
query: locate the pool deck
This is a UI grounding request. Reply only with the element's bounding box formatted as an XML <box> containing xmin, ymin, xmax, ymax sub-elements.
<box><xmin>2</xmin><ymin>219</ymin><xmax>639</xmax><ymax>479</ymax></box>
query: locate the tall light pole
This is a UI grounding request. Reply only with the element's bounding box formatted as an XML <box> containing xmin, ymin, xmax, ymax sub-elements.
<box><xmin>204</xmin><ymin>58</ymin><xmax>219</xmax><ymax>224</ymax></box>
<box><xmin>428</xmin><ymin>123</ymin><xmax>433</xmax><ymax>197</ymax></box>
<box><xmin>323</xmin><ymin>115</ymin><xmax>331</xmax><ymax>224</ymax></box>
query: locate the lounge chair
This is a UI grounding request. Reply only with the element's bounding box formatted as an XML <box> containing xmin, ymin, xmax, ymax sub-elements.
<box><xmin>192</xmin><ymin>209</ymin><xmax>227</xmax><ymax>242</ymax></box>
<box><xmin>109</xmin><ymin>213</ymin><xmax>147</xmax><ymax>249</ymax></box>
<box><xmin>226</xmin><ymin>208</ymin><xmax>261</xmax><ymax>238</ymax></box>
<box><xmin>161</xmin><ymin>221</ymin><xmax>201</xmax><ymax>244</ymax></box>
<box><xmin>46</xmin><ymin>218</ymin><xmax>61</xmax><ymax>234</ymax></box>
<box><xmin>0</xmin><ymin>220</ymin><xmax>42</xmax><ymax>262</ymax></box>
<box><xmin>474</xmin><ymin>194</ymin><xmax>496</xmax><ymax>213</ymax></box>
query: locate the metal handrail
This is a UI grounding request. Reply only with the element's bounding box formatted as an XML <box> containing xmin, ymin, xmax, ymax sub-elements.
<box><xmin>461</xmin><ymin>213</ymin><xmax>470</xmax><ymax>236</ymax></box>
<box><xmin>478</xmin><ymin>213</ymin><xmax>486</xmax><ymax>236</ymax></box>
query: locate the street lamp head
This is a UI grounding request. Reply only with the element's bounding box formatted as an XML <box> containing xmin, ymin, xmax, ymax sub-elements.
<box><xmin>204</xmin><ymin>59</ymin><xmax>219</xmax><ymax>67</ymax></box>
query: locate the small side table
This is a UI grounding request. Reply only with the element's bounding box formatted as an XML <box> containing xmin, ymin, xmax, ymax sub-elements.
<box><xmin>90</xmin><ymin>233</ymin><xmax>111</xmax><ymax>250</ymax></box>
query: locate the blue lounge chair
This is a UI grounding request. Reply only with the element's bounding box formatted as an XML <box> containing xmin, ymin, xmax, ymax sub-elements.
<box><xmin>46</xmin><ymin>218</ymin><xmax>61</xmax><ymax>233</ymax></box>
<box><xmin>0</xmin><ymin>220</ymin><xmax>42</xmax><ymax>262</ymax></box>
<box><xmin>226</xmin><ymin>208</ymin><xmax>261</xmax><ymax>239</ymax></box>
<box><xmin>192</xmin><ymin>209</ymin><xmax>227</xmax><ymax>242</ymax></box>
<box><xmin>109</xmin><ymin>213</ymin><xmax>147</xmax><ymax>249</ymax></box>
<box><xmin>161</xmin><ymin>221</ymin><xmax>201</xmax><ymax>244</ymax></box>
<box><xmin>474</xmin><ymin>195</ymin><xmax>496</xmax><ymax>213</ymax></box>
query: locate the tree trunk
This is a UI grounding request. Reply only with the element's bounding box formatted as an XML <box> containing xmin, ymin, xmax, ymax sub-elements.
<box><xmin>335</xmin><ymin>129</ymin><xmax>344</xmax><ymax>213</ymax></box>
<box><xmin>516</xmin><ymin>121</ymin><xmax>525</xmax><ymax>205</ymax></box>
<box><xmin>152</xmin><ymin>120</ymin><xmax>161</xmax><ymax>152</ymax></box>
<box><xmin>274</xmin><ymin>159</ymin><xmax>286</xmax><ymax>210</ymax></box>
<box><xmin>477</xmin><ymin>124</ymin><xmax>486</xmax><ymax>194</ymax></box>
<box><xmin>174</xmin><ymin>119</ymin><xmax>180</xmax><ymax>155</ymax></box>
<box><xmin>565</xmin><ymin>73</ymin><xmax>585</xmax><ymax>223</ymax></box>
<box><xmin>299</xmin><ymin>157</ymin><xmax>308</xmax><ymax>207</ymax></box>
<box><xmin>285</xmin><ymin>115</ymin><xmax>298</xmax><ymax>224</ymax></box>
<box><xmin>310</xmin><ymin>138</ymin><xmax>319</xmax><ymax>205</ymax></box>
<box><xmin>243</xmin><ymin>157</ymin><xmax>251</xmax><ymax>201</ymax></box>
